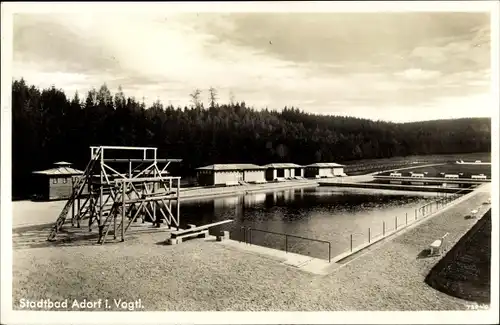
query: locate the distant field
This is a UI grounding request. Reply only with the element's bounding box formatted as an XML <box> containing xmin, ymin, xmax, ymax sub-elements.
<box><xmin>343</xmin><ymin>152</ymin><xmax>491</xmax><ymax>176</ymax></box>
<box><xmin>377</xmin><ymin>163</ymin><xmax>491</xmax><ymax>178</ymax></box>
<box><xmin>341</xmin><ymin>152</ymin><xmax>491</xmax><ymax>166</ymax></box>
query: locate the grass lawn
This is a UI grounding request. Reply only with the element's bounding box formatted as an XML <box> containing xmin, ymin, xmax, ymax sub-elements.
<box><xmin>342</xmin><ymin>152</ymin><xmax>491</xmax><ymax>166</ymax></box>
<box><xmin>425</xmin><ymin>210</ymin><xmax>491</xmax><ymax>304</ymax></box>
<box><xmin>377</xmin><ymin>163</ymin><xmax>491</xmax><ymax>178</ymax></box>
<box><xmin>342</xmin><ymin>152</ymin><xmax>490</xmax><ymax>175</ymax></box>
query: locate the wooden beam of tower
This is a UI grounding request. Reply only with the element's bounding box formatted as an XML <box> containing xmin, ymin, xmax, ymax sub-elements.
<box><xmin>102</xmin><ymin>158</ymin><xmax>182</xmax><ymax>163</ymax></box>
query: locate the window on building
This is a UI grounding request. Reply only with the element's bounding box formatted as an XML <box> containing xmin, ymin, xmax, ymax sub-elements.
<box><xmin>63</xmin><ymin>178</ymin><xmax>68</xmax><ymax>184</ymax></box>
<box><xmin>52</xmin><ymin>178</ymin><xmax>58</xmax><ymax>184</ymax></box>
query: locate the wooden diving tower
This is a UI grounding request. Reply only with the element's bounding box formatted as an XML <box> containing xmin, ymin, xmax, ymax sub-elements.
<box><xmin>47</xmin><ymin>146</ymin><xmax>183</xmax><ymax>244</ymax></box>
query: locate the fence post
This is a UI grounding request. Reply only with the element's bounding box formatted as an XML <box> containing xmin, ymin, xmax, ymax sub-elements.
<box><xmin>248</xmin><ymin>228</ymin><xmax>252</xmax><ymax>245</ymax></box>
<box><xmin>395</xmin><ymin>216</ymin><xmax>398</xmax><ymax>230</ymax></box>
<box><xmin>350</xmin><ymin>234</ymin><xmax>353</xmax><ymax>252</ymax></box>
<box><xmin>406</xmin><ymin>213</ymin><xmax>408</xmax><ymax>225</ymax></box>
<box><xmin>383</xmin><ymin>221</ymin><xmax>385</xmax><ymax>236</ymax></box>
<box><xmin>328</xmin><ymin>243</ymin><xmax>331</xmax><ymax>263</ymax></box>
<box><xmin>285</xmin><ymin>235</ymin><xmax>288</xmax><ymax>254</ymax></box>
<box><xmin>368</xmin><ymin>228</ymin><xmax>371</xmax><ymax>243</ymax></box>
<box><xmin>415</xmin><ymin>209</ymin><xmax>417</xmax><ymax>220</ymax></box>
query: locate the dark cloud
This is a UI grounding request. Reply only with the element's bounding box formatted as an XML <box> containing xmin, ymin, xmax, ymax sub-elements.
<box><xmin>200</xmin><ymin>12</ymin><xmax>489</xmax><ymax>68</ymax></box>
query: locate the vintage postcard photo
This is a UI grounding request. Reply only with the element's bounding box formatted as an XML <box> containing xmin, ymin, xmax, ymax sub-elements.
<box><xmin>1</xmin><ymin>1</ymin><xmax>498</xmax><ymax>324</ymax></box>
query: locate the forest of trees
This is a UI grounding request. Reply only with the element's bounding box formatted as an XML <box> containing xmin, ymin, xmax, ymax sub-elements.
<box><xmin>11</xmin><ymin>79</ymin><xmax>491</xmax><ymax>199</ymax></box>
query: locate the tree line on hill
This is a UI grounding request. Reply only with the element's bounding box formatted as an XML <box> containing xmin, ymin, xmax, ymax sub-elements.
<box><xmin>11</xmin><ymin>79</ymin><xmax>491</xmax><ymax>199</ymax></box>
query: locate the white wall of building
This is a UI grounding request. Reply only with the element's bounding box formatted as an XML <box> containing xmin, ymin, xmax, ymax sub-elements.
<box><xmin>333</xmin><ymin>167</ymin><xmax>344</xmax><ymax>176</ymax></box>
<box><xmin>243</xmin><ymin>170</ymin><xmax>266</xmax><ymax>183</ymax></box>
<box><xmin>283</xmin><ymin>169</ymin><xmax>294</xmax><ymax>178</ymax></box>
<box><xmin>318</xmin><ymin>168</ymin><xmax>334</xmax><ymax>178</ymax></box>
<box><xmin>214</xmin><ymin>171</ymin><xmax>243</xmax><ymax>185</ymax></box>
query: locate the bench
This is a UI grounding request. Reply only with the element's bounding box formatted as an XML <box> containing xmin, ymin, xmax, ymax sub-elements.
<box><xmin>429</xmin><ymin>233</ymin><xmax>449</xmax><ymax>256</ymax></box>
<box><xmin>253</xmin><ymin>180</ymin><xmax>266</xmax><ymax>184</ymax></box>
<box><xmin>167</xmin><ymin>230</ymin><xmax>209</xmax><ymax>245</ymax></box>
<box><xmin>216</xmin><ymin>230</ymin><xmax>230</xmax><ymax>242</ymax></box>
<box><xmin>166</xmin><ymin>219</ymin><xmax>233</xmax><ymax>245</ymax></box>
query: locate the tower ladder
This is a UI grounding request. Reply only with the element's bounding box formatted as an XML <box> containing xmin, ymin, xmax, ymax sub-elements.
<box><xmin>47</xmin><ymin>147</ymin><xmax>102</xmax><ymax>241</ymax></box>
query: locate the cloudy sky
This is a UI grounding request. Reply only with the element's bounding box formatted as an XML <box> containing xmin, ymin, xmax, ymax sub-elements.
<box><xmin>11</xmin><ymin>7</ymin><xmax>493</xmax><ymax>122</ymax></box>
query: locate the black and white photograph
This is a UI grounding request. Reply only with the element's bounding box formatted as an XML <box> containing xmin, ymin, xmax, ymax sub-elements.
<box><xmin>1</xmin><ymin>2</ymin><xmax>498</xmax><ymax>324</ymax></box>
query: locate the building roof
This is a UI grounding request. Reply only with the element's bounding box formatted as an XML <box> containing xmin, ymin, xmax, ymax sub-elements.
<box><xmin>134</xmin><ymin>169</ymin><xmax>170</xmax><ymax>174</ymax></box>
<box><xmin>262</xmin><ymin>163</ymin><xmax>303</xmax><ymax>168</ymax></box>
<box><xmin>306</xmin><ymin>162</ymin><xmax>345</xmax><ymax>168</ymax></box>
<box><xmin>197</xmin><ymin>164</ymin><xmax>266</xmax><ymax>171</ymax></box>
<box><xmin>53</xmin><ymin>161</ymin><xmax>73</xmax><ymax>166</ymax></box>
<box><xmin>33</xmin><ymin>166</ymin><xmax>84</xmax><ymax>176</ymax></box>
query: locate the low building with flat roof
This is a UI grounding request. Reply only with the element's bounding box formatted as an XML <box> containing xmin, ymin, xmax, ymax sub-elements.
<box><xmin>262</xmin><ymin>163</ymin><xmax>304</xmax><ymax>181</ymax></box>
<box><xmin>304</xmin><ymin>162</ymin><xmax>345</xmax><ymax>178</ymax></box>
<box><xmin>196</xmin><ymin>164</ymin><xmax>266</xmax><ymax>186</ymax></box>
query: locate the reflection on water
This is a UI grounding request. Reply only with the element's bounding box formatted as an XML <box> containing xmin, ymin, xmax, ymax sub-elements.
<box><xmin>242</xmin><ymin>193</ymin><xmax>266</xmax><ymax>207</ymax></box>
<box><xmin>213</xmin><ymin>196</ymin><xmax>240</xmax><ymax>208</ymax></box>
<box><xmin>174</xmin><ymin>187</ymin><xmax>442</xmax><ymax>259</ymax></box>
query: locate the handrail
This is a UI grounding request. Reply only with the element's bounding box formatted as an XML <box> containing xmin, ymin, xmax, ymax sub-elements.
<box><xmin>248</xmin><ymin>228</ymin><xmax>331</xmax><ymax>263</ymax></box>
<box><xmin>344</xmin><ymin>184</ymin><xmax>474</xmax><ymax>256</ymax></box>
